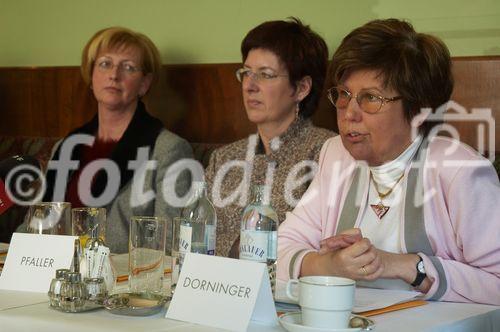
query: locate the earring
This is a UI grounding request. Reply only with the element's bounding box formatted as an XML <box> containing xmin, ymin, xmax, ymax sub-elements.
<box><xmin>295</xmin><ymin>103</ymin><xmax>300</xmax><ymax>120</ymax></box>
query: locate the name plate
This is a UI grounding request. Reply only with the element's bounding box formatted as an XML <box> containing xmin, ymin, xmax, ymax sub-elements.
<box><xmin>0</xmin><ymin>233</ymin><xmax>77</xmax><ymax>293</ymax></box>
<box><xmin>166</xmin><ymin>253</ymin><xmax>278</xmax><ymax>332</ymax></box>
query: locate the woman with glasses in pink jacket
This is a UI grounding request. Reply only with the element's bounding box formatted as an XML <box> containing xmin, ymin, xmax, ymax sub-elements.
<box><xmin>278</xmin><ymin>18</ymin><xmax>500</xmax><ymax>305</ymax></box>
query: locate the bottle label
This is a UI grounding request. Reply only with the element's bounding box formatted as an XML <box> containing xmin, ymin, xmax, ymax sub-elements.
<box><xmin>239</xmin><ymin>230</ymin><xmax>268</xmax><ymax>262</ymax></box>
<box><xmin>205</xmin><ymin>224</ymin><xmax>216</xmax><ymax>255</ymax></box>
<box><xmin>179</xmin><ymin>224</ymin><xmax>192</xmax><ymax>254</ymax></box>
<box><xmin>267</xmin><ymin>230</ymin><xmax>277</xmax><ymax>260</ymax></box>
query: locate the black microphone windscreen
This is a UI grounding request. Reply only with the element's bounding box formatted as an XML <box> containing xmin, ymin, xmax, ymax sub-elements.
<box><xmin>0</xmin><ymin>155</ymin><xmax>41</xmax><ymax>180</ymax></box>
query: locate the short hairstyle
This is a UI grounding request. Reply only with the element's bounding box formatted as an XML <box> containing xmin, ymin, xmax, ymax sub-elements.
<box><xmin>241</xmin><ymin>18</ymin><xmax>329</xmax><ymax>118</ymax></box>
<box><xmin>329</xmin><ymin>18</ymin><xmax>453</xmax><ymax>135</ymax></box>
<box><xmin>81</xmin><ymin>27</ymin><xmax>161</xmax><ymax>92</ymax></box>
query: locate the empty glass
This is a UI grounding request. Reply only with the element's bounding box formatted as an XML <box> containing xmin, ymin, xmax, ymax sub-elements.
<box><xmin>71</xmin><ymin>207</ymin><xmax>106</xmax><ymax>248</ymax></box>
<box><xmin>129</xmin><ymin>216</ymin><xmax>167</xmax><ymax>295</ymax></box>
<box><xmin>27</xmin><ymin>202</ymin><xmax>71</xmax><ymax>235</ymax></box>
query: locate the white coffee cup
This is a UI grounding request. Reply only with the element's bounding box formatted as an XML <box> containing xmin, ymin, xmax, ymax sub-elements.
<box><xmin>286</xmin><ymin>276</ymin><xmax>355</xmax><ymax>329</ymax></box>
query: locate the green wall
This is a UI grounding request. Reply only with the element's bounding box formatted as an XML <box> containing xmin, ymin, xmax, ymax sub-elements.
<box><xmin>1</xmin><ymin>0</ymin><xmax>499</xmax><ymax>66</ymax></box>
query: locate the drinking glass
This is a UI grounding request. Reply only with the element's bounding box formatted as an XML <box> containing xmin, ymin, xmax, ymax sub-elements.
<box><xmin>129</xmin><ymin>216</ymin><xmax>167</xmax><ymax>295</ymax></box>
<box><xmin>26</xmin><ymin>202</ymin><xmax>71</xmax><ymax>235</ymax></box>
<box><xmin>71</xmin><ymin>207</ymin><xmax>106</xmax><ymax>248</ymax></box>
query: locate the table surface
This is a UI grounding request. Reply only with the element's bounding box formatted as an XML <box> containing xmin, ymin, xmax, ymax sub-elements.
<box><xmin>1</xmin><ymin>249</ymin><xmax>499</xmax><ymax>331</ymax></box>
<box><xmin>0</xmin><ymin>291</ymin><xmax>498</xmax><ymax>332</ymax></box>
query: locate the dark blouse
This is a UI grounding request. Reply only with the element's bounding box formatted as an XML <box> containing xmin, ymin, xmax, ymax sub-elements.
<box><xmin>65</xmin><ymin>139</ymin><xmax>118</xmax><ymax>208</ymax></box>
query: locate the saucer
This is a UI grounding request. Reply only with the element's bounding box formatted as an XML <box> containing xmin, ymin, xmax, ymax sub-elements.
<box><xmin>104</xmin><ymin>292</ymin><xmax>170</xmax><ymax>316</ymax></box>
<box><xmin>279</xmin><ymin>312</ymin><xmax>365</xmax><ymax>332</ymax></box>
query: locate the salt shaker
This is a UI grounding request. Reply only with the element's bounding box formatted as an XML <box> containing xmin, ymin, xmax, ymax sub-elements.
<box><xmin>84</xmin><ymin>277</ymin><xmax>107</xmax><ymax>306</ymax></box>
<box><xmin>59</xmin><ymin>272</ymin><xmax>87</xmax><ymax>312</ymax></box>
<box><xmin>48</xmin><ymin>268</ymin><xmax>70</xmax><ymax>309</ymax></box>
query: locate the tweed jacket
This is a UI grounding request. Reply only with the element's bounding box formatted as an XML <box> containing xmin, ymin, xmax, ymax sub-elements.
<box><xmin>205</xmin><ymin>118</ymin><xmax>335</xmax><ymax>257</ymax></box>
<box><xmin>18</xmin><ymin>102</ymin><xmax>193</xmax><ymax>253</ymax></box>
<box><xmin>278</xmin><ymin>135</ymin><xmax>500</xmax><ymax>305</ymax></box>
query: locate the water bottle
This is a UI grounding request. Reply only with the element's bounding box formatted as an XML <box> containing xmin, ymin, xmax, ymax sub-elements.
<box><xmin>180</xmin><ymin>181</ymin><xmax>217</xmax><ymax>255</ymax></box>
<box><xmin>239</xmin><ymin>184</ymin><xmax>278</xmax><ymax>295</ymax></box>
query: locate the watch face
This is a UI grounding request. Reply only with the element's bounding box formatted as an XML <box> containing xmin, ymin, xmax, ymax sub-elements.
<box><xmin>417</xmin><ymin>260</ymin><xmax>426</xmax><ymax>274</ymax></box>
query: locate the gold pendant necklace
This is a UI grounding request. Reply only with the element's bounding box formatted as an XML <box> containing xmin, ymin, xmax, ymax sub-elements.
<box><xmin>370</xmin><ymin>171</ymin><xmax>405</xmax><ymax>220</ymax></box>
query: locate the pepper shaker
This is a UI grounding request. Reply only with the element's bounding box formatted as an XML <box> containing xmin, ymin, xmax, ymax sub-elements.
<box><xmin>48</xmin><ymin>268</ymin><xmax>70</xmax><ymax>309</ymax></box>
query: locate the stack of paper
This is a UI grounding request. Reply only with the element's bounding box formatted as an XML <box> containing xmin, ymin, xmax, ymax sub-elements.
<box><xmin>353</xmin><ymin>288</ymin><xmax>426</xmax><ymax>315</ymax></box>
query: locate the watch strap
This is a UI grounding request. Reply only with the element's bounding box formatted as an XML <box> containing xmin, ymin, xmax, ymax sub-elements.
<box><xmin>411</xmin><ymin>257</ymin><xmax>426</xmax><ymax>287</ymax></box>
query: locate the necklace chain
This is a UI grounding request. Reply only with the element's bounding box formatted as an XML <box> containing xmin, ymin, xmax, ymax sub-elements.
<box><xmin>370</xmin><ymin>171</ymin><xmax>405</xmax><ymax>199</ymax></box>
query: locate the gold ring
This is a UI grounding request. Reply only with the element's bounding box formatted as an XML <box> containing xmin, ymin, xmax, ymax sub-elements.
<box><xmin>361</xmin><ymin>266</ymin><xmax>368</xmax><ymax>275</ymax></box>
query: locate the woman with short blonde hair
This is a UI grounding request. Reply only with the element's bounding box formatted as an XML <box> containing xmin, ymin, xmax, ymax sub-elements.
<box><xmin>19</xmin><ymin>27</ymin><xmax>192</xmax><ymax>253</ymax></box>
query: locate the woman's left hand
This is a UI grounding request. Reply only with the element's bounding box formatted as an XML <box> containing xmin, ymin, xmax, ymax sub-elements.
<box><xmin>374</xmin><ymin>249</ymin><xmax>424</xmax><ymax>284</ymax></box>
<box><xmin>320</xmin><ymin>235</ymin><xmax>422</xmax><ymax>284</ymax></box>
<box><xmin>371</xmin><ymin>249</ymin><xmax>404</xmax><ymax>279</ymax></box>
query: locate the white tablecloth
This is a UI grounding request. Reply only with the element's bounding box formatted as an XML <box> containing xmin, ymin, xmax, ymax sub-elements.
<box><xmin>1</xmin><ymin>250</ymin><xmax>499</xmax><ymax>331</ymax></box>
<box><xmin>0</xmin><ymin>290</ymin><xmax>498</xmax><ymax>332</ymax></box>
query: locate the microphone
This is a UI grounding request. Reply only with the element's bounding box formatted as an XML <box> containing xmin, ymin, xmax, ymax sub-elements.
<box><xmin>0</xmin><ymin>155</ymin><xmax>41</xmax><ymax>214</ymax></box>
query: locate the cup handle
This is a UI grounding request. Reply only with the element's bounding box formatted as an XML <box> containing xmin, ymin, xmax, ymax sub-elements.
<box><xmin>286</xmin><ymin>279</ymin><xmax>300</xmax><ymax>302</ymax></box>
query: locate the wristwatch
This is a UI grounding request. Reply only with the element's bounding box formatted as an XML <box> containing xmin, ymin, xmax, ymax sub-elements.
<box><xmin>411</xmin><ymin>256</ymin><xmax>426</xmax><ymax>287</ymax></box>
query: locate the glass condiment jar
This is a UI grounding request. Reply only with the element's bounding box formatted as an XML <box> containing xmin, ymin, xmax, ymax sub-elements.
<box><xmin>48</xmin><ymin>268</ymin><xmax>70</xmax><ymax>309</ymax></box>
<box><xmin>59</xmin><ymin>272</ymin><xmax>87</xmax><ymax>312</ymax></box>
<box><xmin>84</xmin><ymin>277</ymin><xmax>107</xmax><ymax>306</ymax></box>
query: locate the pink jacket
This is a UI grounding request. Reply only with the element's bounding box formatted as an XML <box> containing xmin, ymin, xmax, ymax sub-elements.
<box><xmin>278</xmin><ymin>136</ymin><xmax>500</xmax><ymax>305</ymax></box>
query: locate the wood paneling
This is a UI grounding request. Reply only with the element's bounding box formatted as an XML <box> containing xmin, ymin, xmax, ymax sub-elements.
<box><xmin>0</xmin><ymin>57</ymin><xmax>498</xmax><ymax>153</ymax></box>
<box><xmin>0</xmin><ymin>67</ymin><xmax>96</xmax><ymax>137</ymax></box>
<box><xmin>448</xmin><ymin>57</ymin><xmax>500</xmax><ymax>156</ymax></box>
<box><xmin>147</xmin><ymin>63</ymin><xmax>255</xmax><ymax>144</ymax></box>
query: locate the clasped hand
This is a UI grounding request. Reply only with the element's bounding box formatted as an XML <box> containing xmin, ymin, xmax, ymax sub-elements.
<box><xmin>318</xmin><ymin>228</ymin><xmax>399</xmax><ymax>281</ymax></box>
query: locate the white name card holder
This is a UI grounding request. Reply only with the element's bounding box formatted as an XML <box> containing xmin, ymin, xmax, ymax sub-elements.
<box><xmin>0</xmin><ymin>233</ymin><xmax>77</xmax><ymax>293</ymax></box>
<box><xmin>166</xmin><ymin>253</ymin><xmax>278</xmax><ymax>332</ymax></box>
